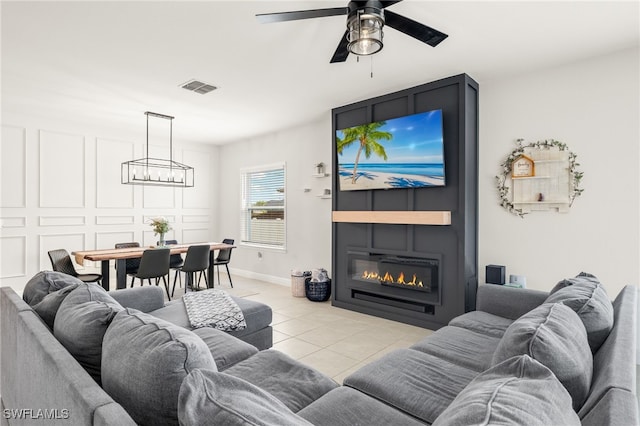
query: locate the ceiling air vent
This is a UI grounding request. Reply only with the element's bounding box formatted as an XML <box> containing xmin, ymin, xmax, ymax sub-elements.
<box><xmin>180</xmin><ymin>79</ymin><xmax>218</xmax><ymax>95</ymax></box>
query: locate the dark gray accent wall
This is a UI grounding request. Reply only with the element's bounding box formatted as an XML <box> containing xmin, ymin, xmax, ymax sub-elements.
<box><xmin>331</xmin><ymin>74</ymin><xmax>479</xmax><ymax>330</ymax></box>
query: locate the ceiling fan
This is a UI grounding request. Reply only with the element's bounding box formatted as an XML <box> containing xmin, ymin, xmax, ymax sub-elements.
<box><xmin>256</xmin><ymin>0</ymin><xmax>448</xmax><ymax>63</ymax></box>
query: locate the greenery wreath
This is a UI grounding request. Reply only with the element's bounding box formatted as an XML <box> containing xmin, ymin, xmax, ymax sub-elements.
<box><xmin>496</xmin><ymin>138</ymin><xmax>584</xmax><ymax>217</ymax></box>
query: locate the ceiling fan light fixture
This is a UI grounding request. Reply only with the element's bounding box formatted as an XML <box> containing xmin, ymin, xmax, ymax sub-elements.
<box><xmin>347</xmin><ymin>9</ymin><xmax>384</xmax><ymax>56</ymax></box>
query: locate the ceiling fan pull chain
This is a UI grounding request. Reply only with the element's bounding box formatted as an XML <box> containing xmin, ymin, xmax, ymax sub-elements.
<box><xmin>371</xmin><ymin>56</ymin><xmax>374</xmax><ymax>78</ymax></box>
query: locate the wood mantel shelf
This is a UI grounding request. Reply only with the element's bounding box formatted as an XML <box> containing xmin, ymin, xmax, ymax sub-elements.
<box><xmin>332</xmin><ymin>211</ymin><xmax>451</xmax><ymax>226</ymax></box>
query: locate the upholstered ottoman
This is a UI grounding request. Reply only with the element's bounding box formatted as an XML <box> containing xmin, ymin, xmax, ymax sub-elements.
<box><xmin>150</xmin><ymin>295</ymin><xmax>273</xmax><ymax>350</ymax></box>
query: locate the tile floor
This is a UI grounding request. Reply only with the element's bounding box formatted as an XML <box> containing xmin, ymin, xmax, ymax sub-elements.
<box><xmin>169</xmin><ymin>273</ymin><xmax>434</xmax><ymax>384</ymax></box>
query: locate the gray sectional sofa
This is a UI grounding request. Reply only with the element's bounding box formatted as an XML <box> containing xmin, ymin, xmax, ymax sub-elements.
<box><xmin>1</xmin><ymin>271</ymin><xmax>637</xmax><ymax>425</ymax></box>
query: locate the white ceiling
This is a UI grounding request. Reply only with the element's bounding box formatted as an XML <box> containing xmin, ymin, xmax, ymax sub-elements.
<box><xmin>2</xmin><ymin>1</ymin><xmax>639</xmax><ymax>145</ymax></box>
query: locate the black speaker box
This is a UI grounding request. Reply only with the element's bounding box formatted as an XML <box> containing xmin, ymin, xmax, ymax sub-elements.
<box><xmin>486</xmin><ymin>265</ymin><xmax>505</xmax><ymax>285</ymax></box>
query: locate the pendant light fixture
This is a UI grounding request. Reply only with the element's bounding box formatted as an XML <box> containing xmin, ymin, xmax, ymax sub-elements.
<box><xmin>121</xmin><ymin>111</ymin><xmax>194</xmax><ymax>187</ymax></box>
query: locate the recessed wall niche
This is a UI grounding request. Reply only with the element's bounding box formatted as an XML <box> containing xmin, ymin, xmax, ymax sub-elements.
<box><xmin>331</xmin><ymin>74</ymin><xmax>479</xmax><ymax>330</ymax></box>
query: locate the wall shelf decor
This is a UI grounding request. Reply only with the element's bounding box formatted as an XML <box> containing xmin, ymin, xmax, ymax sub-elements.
<box><xmin>496</xmin><ymin>138</ymin><xmax>584</xmax><ymax>217</ymax></box>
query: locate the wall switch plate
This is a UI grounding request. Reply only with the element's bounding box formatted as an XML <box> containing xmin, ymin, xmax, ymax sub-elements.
<box><xmin>509</xmin><ymin>274</ymin><xmax>527</xmax><ymax>288</ymax></box>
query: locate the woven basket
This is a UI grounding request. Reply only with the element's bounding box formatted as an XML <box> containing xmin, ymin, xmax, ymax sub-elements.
<box><xmin>305</xmin><ymin>278</ymin><xmax>331</xmax><ymax>302</ymax></box>
<box><xmin>291</xmin><ymin>273</ymin><xmax>308</xmax><ymax>297</ymax></box>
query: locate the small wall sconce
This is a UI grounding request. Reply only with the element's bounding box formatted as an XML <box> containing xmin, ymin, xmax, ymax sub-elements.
<box><xmin>315</xmin><ymin>162</ymin><xmax>325</xmax><ymax>175</ymax></box>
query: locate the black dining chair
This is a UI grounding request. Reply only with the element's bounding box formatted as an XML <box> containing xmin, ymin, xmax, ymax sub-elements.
<box><xmin>130</xmin><ymin>248</ymin><xmax>171</xmax><ymax>300</ymax></box>
<box><xmin>171</xmin><ymin>245</ymin><xmax>210</xmax><ymax>296</ymax></box>
<box><xmin>115</xmin><ymin>242</ymin><xmax>141</xmax><ymax>287</ymax></box>
<box><xmin>48</xmin><ymin>249</ymin><xmax>103</xmax><ymax>284</ymax></box>
<box><xmin>213</xmin><ymin>238</ymin><xmax>234</xmax><ymax>288</ymax></box>
<box><xmin>162</xmin><ymin>239</ymin><xmax>184</xmax><ymax>290</ymax></box>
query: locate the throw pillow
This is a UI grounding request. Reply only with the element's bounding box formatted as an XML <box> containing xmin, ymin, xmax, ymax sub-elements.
<box><xmin>433</xmin><ymin>355</ymin><xmax>580</xmax><ymax>426</ymax></box>
<box><xmin>32</xmin><ymin>283</ymin><xmax>79</xmax><ymax>329</ymax></box>
<box><xmin>178</xmin><ymin>368</ymin><xmax>314</xmax><ymax>426</ymax></box>
<box><xmin>101</xmin><ymin>309</ymin><xmax>216</xmax><ymax>426</ymax></box>
<box><xmin>53</xmin><ymin>283</ymin><xmax>123</xmax><ymax>384</ymax></box>
<box><xmin>546</xmin><ymin>274</ymin><xmax>614</xmax><ymax>352</ymax></box>
<box><xmin>549</xmin><ymin>271</ymin><xmax>599</xmax><ymax>294</ymax></box>
<box><xmin>492</xmin><ymin>303</ymin><xmax>592</xmax><ymax>410</ymax></box>
<box><xmin>22</xmin><ymin>271</ymin><xmax>83</xmax><ymax>306</ymax></box>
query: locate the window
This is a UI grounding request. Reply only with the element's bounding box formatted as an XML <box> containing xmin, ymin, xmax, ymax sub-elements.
<box><xmin>240</xmin><ymin>163</ymin><xmax>286</xmax><ymax>249</ymax></box>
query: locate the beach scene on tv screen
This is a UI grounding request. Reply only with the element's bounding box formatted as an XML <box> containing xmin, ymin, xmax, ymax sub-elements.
<box><xmin>336</xmin><ymin>109</ymin><xmax>445</xmax><ymax>191</ymax></box>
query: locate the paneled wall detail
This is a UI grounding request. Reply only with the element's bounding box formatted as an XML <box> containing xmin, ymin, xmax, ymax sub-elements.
<box><xmin>96</xmin><ymin>138</ymin><xmax>135</xmax><ymax>208</ymax></box>
<box><xmin>0</xmin><ymin>236</ymin><xmax>26</xmax><ymax>278</ymax></box>
<box><xmin>0</xmin><ymin>121</ymin><xmax>217</xmax><ymax>292</ymax></box>
<box><xmin>182</xmin><ymin>214</ymin><xmax>210</xmax><ymax>223</ymax></box>
<box><xmin>182</xmin><ymin>228</ymin><xmax>210</xmax><ymax>244</ymax></box>
<box><xmin>39</xmin><ymin>130</ymin><xmax>86</xmax><ymax>208</ymax></box>
<box><xmin>95</xmin><ymin>216</ymin><xmax>136</xmax><ymax>225</ymax></box>
<box><xmin>182</xmin><ymin>149</ymin><xmax>212</xmax><ymax>209</ymax></box>
<box><xmin>39</xmin><ymin>216</ymin><xmax>86</xmax><ymax>227</ymax></box>
<box><xmin>39</xmin><ymin>233</ymin><xmax>86</xmax><ymax>271</ymax></box>
<box><xmin>1</xmin><ymin>217</ymin><xmax>27</xmax><ymax>228</ymax></box>
<box><xmin>96</xmin><ymin>231</ymin><xmax>137</xmax><ymax>251</ymax></box>
<box><xmin>1</xmin><ymin>125</ymin><xmax>27</xmax><ymax>208</ymax></box>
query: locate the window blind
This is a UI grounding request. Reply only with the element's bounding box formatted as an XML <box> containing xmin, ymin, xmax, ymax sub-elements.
<box><xmin>240</xmin><ymin>164</ymin><xmax>286</xmax><ymax>249</ymax></box>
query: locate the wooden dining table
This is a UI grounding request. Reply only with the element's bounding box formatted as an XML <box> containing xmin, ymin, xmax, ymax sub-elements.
<box><xmin>72</xmin><ymin>242</ymin><xmax>234</xmax><ymax>291</ymax></box>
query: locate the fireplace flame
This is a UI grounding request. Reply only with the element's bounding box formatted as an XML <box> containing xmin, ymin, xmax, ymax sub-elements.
<box><xmin>362</xmin><ymin>269</ymin><xmax>424</xmax><ymax>288</ymax></box>
<box><xmin>362</xmin><ymin>270</ymin><xmax>380</xmax><ymax>280</ymax></box>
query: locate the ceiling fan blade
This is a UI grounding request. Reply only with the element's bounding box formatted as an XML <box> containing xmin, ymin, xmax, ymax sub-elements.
<box><xmin>381</xmin><ymin>1</ymin><xmax>403</xmax><ymax>8</ymax></box>
<box><xmin>384</xmin><ymin>10</ymin><xmax>448</xmax><ymax>47</ymax></box>
<box><xmin>330</xmin><ymin>30</ymin><xmax>350</xmax><ymax>63</ymax></box>
<box><xmin>256</xmin><ymin>7</ymin><xmax>348</xmax><ymax>24</ymax></box>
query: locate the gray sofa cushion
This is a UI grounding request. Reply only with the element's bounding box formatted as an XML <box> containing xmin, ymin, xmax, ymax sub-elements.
<box><xmin>31</xmin><ymin>283</ymin><xmax>79</xmax><ymax>329</ymax></box>
<box><xmin>23</xmin><ymin>271</ymin><xmax>83</xmax><ymax>306</ymax></box>
<box><xmin>53</xmin><ymin>283</ymin><xmax>123</xmax><ymax>384</ymax></box>
<box><xmin>192</xmin><ymin>327</ymin><xmax>258</xmax><ymax>371</ymax></box>
<box><xmin>298</xmin><ymin>386</ymin><xmax>426</xmax><ymax>426</ymax></box>
<box><xmin>178</xmin><ymin>368</ymin><xmax>313</xmax><ymax>426</ymax></box>
<box><xmin>546</xmin><ymin>274</ymin><xmax>614</xmax><ymax>352</ymax></box>
<box><xmin>410</xmin><ymin>325</ymin><xmax>501</xmax><ymax>371</ymax></box>
<box><xmin>101</xmin><ymin>309</ymin><xmax>216</xmax><ymax>426</ymax></box>
<box><xmin>344</xmin><ymin>348</ymin><xmax>478</xmax><ymax>424</ymax></box>
<box><xmin>449</xmin><ymin>310</ymin><xmax>513</xmax><ymax>337</ymax></box>
<box><xmin>432</xmin><ymin>355</ymin><xmax>580</xmax><ymax>426</ymax></box>
<box><xmin>224</xmin><ymin>349</ymin><xmax>338</xmax><ymax>412</ymax></box>
<box><xmin>492</xmin><ymin>302</ymin><xmax>592</xmax><ymax>410</ymax></box>
<box><xmin>550</xmin><ymin>271</ymin><xmax>599</xmax><ymax>294</ymax></box>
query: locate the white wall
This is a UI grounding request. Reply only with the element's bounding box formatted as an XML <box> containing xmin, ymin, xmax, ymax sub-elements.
<box><xmin>0</xmin><ymin>112</ymin><xmax>219</xmax><ymax>293</ymax></box>
<box><xmin>217</xmin><ymin>49</ymin><xmax>640</xmax><ymax>295</ymax></box>
<box><xmin>478</xmin><ymin>47</ymin><xmax>639</xmax><ymax>297</ymax></box>
<box><xmin>2</xmin><ymin>48</ymin><xmax>637</xmax><ymax>299</ymax></box>
<box><xmin>217</xmin><ymin>115</ymin><xmax>333</xmax><ymax>285</ymax></box>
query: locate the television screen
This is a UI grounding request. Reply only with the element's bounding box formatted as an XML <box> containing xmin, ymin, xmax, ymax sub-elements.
<box><xmin>336</xmin><ymin>109</ymin><xmax>445</xmax><ymax>191</ymax></box>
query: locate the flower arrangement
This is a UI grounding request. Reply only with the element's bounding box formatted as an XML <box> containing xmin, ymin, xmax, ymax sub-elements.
<box><xmin>496</xmin><ymin>138</ymin><xmax>584</xmax><ymax>217</ymax></box>
<box><xmin>149</xmin><ymin>217</ymin><xmax>172</xmax><ymax>236</ymax></box>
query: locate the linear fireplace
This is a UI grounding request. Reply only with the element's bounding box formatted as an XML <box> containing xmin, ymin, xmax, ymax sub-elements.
<box><xmin>345</xmin><ymin>251</ymin><xmax>442</xmax><ymax>314</ymax></box>
<box><xmin>350</xmin><ymin>254</ymin><xmax>439</xmax><ymax>293</ymax></box>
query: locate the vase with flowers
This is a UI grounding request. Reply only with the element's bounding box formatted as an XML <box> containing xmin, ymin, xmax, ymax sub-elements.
<box><xmin>149</xmin><ymin>217</ymin><xmax>171</xmax><ymax>246</ymax></box>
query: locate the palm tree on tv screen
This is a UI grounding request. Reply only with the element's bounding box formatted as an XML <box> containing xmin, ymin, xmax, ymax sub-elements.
<box><xmin>337</xmin><ymin>122</ymin><xmax>392</xmax><ymax>184</ymax></box>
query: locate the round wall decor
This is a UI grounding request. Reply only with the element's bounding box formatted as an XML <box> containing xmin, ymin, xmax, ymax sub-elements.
<box><xmin>496</xmin><ymin>138</ymin><xmax>584</xmax><ymax>217</ymax></box>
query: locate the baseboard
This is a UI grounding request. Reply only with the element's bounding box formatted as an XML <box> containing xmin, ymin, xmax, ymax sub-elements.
<box><xmin>228</xmin><ymin>267</ymin><xmax>290</xmax><ymax>287</ymax></box>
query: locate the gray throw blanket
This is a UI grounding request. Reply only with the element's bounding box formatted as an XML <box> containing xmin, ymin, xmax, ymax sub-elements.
<box><xmin>182</xmin><ymin>289</ymin><xmax>247</xmax><ymax>331</ymax></box>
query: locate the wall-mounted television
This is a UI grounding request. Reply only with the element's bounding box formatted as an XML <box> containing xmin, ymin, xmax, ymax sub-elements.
<box><xmin>336</xmin><ymin>109</ymin><xmax>445</xmax><ymax>191</ymax></box>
